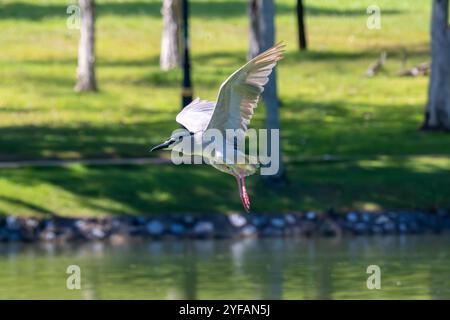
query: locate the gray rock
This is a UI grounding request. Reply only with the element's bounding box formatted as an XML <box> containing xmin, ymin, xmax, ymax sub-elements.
<box><xmin>270</xmin><ymin>218</ymin><xmax>285</xmax><ymax>228</ymax></box>
<box><xmin>347</xmin><ymin>212</ymin><xmax>359</xmax><ymax>222</ymax></box>
<box><xmin>251</xmin><ymin>215</ymin><xmax>268</xmax><ymax>227</ymax></box>
<box><xmin>306</xmin><ymin>211</ymin><xmax>317</xmax><ymax>220</ymax></box>
<box><xmin>183</xmin><ymin>215</ymin><xmax>195</xmax><ymax>225</ymax></box>
<box><xmin>75</xmin><ymin>220</ymin><xmax>88</xmax><ymax>231</ymax></box>
<box><xmin>285</xmin><ymin>214</ymin><xmax>297</xmax><ymax>225</ymax></box>
<box><xmin>41</xmin><ymin>231</ymin><xmax>56</xmax><ymax>241</ymax></box>
<box><xmin>228</xmin><ymin>213</ymin><xmax>247</xmax><ymax>228</ymax></box>
<box><xmin>362</xmin><ymin>212</ymin><xmax>373</xmax><ymax>222</ymax></box>
<box><xmin>169</xmin><ymin>223</ymin><xmax>185</xmax><ymax>235</ymax></box>
<box><xmin>383</xmin><ymin>222</ymin><xmax>396</xmax><ymax>234</ymax></box>
<box><xmin>354</xmin><ymin>222</ymin><xmax>369</xmax><ymax>234</ymax></box>
<box><xmin>193</xmin><ymin>221</ymin><xmax>214</xmax><ymax>237</ymax></box>
<box><xmin>375</xmin><ymin>215</ymin><xmax>390</xmax><ymax>225</ymax></box>
<box><xmin>398</xmin><ymin>222</ymin><xmax>408</xmax><ymax>233</ymax></box>
<box><xmin>91</xmin><ymin>227</ymin><xmax>106</xmax><ymax>239</ymax></box>
<box><xmin>25</xmin><ymin>218</ymin><xmax>39</xmax><ymax>229</ymax></box>
<box><xmin>240</xmin><ymin>225</ymin><xmax>257</xmax><ymax>237</ymax></box>
<box><xmin>6</xmin><ymin>216</ymin><xmax>20</xmax><ymax>230</ymax></box>
<box><xmin>146</xmin><ymin>220</ymin><xmax>165</xmax><ymax>236</ymax></box>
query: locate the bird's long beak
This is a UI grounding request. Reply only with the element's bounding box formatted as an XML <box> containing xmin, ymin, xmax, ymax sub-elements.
<box><xmin>150</xmin><ymin>139</ymin><xmax>173</xmax><ymax>152</ymax></box>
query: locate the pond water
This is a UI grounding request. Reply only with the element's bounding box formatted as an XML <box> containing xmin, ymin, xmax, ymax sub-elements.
<box><xmin>0</xmin><ymin>235</ymin><xmax>448</xmax><ymax>299</ymax></box>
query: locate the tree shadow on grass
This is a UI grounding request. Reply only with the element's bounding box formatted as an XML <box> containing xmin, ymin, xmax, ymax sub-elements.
<box><xmin>2</xmin><ymin>97</ymin><xmax>450</xmax><ymax>162</ymax></box>
<box><xmin>279</xmin><ymin>97</ymin><xmax>450</xmax><ymax>158</ymax></box>
<box><xmin>0</xmin><ymin>195</ymin><xmax>56</xmax><ymax>216</ymax></box>
<box><xmin>304</xmin><ymin>5</ymin><xmax>402</xmax><ymax>17</ymax></box>
<box><xmin>282</xmin><ymin>44</ymin><xmax>429</xmax><ymax>64</ymax></box>
<box><xmin>0</xmin><ymin>1</ymin><xmax>291</xmax><ymax>21</ymax></box>
<box><xmin>8</xmin><ymin>43</ymin><xmax>429</xmax><ymax>73</ymax></box>
<box><xmin>0</xmin><ymin>164</ymin><xmax>244</xmax><ymax>215</ymax></box>
<box><xmin>0</xmin><ymin>1</ymin><xmax>403</xmax><ymax>21</ymax></box>
<box><xmin>0</xmin><ymin>157</ymin><xmax>449</xmax><ymax>216</ymax></box>
<box><xmin>0</xmin><ymin>118</ymin><xmax>175</xmax><ymax>161</ymax></box>
<box><xmin>268</xmin><ymin>159</ymin><xmax>450</xmax><ymax>212</ymax></box>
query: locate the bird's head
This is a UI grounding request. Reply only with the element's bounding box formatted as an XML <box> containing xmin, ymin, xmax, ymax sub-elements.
<box><xmin>150</xmin><ymin>128</ymin><xmax>192</xmax><ymax>152</ymax></box>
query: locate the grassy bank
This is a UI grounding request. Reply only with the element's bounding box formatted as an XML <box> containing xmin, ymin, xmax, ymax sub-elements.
<box><xmin>0</xmin><ymin>0</ymin><xmax>449</xmax><ymax>216</ymax></box>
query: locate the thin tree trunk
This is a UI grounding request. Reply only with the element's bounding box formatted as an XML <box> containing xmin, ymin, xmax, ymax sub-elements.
<box><xmin>296</xmin><ymin>0</ymin><xmax>307</xmax><ymax>50</ymax></box>
<box><xmin>423</xmin><ymin>0</ymin><xmax>450</xmax><ymax>130</ymax></box>
<box><xmin>160</xmin><ymin>0</ymin><xmax>181</xmax><ymax>71</ymax></box>
<box><xmin>248</xmin><ymin>0</ymin><xmax>285</xmax><ymax>182</ymax></box>
<box><xmin>181</xmin><ymin>0</ymin><xmax>192</xmax><ymax>107</ymax></box>
<box><xmin>248</xmin><ymin>0</ymin><xmax>262</xmax><ymax>60</ymax></box>
<box><xmin>75</xmin><ymin>0</ymin><xmax>97</xmax><ymax>92</ymax></box>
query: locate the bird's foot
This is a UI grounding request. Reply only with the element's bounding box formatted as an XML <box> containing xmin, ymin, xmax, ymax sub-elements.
<box><xmin>236</xmin><ymin>175</ymin><xmax>250</xmax><ymax>213</ymax></box>
<box><xmin>241</xmin><ymin>183</ymin><xmax>250</xmax><ymax>213</ymax></box>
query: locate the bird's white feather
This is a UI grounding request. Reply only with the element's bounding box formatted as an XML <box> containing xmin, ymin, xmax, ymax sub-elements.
<box><xmin>175</xmin><ymin>97</ymin><xmax>216</xmax><ymax>132</ymax></box>
<box><xmin>206</xmin><ymin>42</ymin><xmax>285</xmax><ymax>138</ymax></box>
<box><xmin>174</xmin><ymin>43</ymin><xmax>285</xmax><ymax>137</ymax></box>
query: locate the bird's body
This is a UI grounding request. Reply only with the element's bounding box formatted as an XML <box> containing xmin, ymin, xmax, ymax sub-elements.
<box><xmin>151</xmin><ymin>43</ymin><xmax>285</xmax><ymax>212</ymax></box>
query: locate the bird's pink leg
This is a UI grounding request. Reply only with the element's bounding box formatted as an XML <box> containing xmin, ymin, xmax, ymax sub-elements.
<box><xmin>241</xmin><ymin>176</ymin><xmax>251</xmax><ymax>212</ymax></box>
<box><xmin>235</xmin><ymin>175</ymin><xmax>250</xmax><ymax>213</ymax></box>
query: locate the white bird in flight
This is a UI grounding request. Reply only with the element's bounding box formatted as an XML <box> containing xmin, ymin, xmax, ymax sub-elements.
<box><xmin>151</xmin><ymin>42</ymin><xmax>285</xmax><ymax>212</ymax></box>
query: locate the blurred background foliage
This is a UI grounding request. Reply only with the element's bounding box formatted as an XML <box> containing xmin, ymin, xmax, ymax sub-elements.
<box><xmin>0</xmin><ymin>0</ymin><xmax>449</xmax><ymax>216</ymax></box>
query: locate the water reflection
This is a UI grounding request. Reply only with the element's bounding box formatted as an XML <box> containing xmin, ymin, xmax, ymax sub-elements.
<box><xmin>0</xmin><ymin>235</ymin><xmax>448</xmax><ymax>299</ymax></box>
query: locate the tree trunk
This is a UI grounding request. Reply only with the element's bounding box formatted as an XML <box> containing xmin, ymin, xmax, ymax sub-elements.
<box><xmin>75</xmin><ymin>0</ymin><xmax>97</xmax><ymax>92</ymax></box>
<box><xmin>423</xmin><ymin>0</ymin><xmax>450</xmax><ymax>130</ymax></box>
<box><xmin>296</xmin><ymin>0</ymin><xmax>307</xmax><ymax>50</ymax></box>
<box><xmin>248</xmin><ymin>0</ymin><xmax>285</xmax><ymax>182</ymax></box>
<box><xmin>160</xmin><ymin>0</ymin><xmax>181</xmax><ymax>71</ymax></box>
<box><xmin>181</xmin><ymin>0</ymin><xmax>193</xmax><ymax>107</ymax></box>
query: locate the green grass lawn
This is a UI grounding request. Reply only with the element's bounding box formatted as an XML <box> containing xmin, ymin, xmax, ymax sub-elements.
<box><xmin>0</xmin><ymin>0</ymin><xmax>449</xmax><ymax>216</ymax></box>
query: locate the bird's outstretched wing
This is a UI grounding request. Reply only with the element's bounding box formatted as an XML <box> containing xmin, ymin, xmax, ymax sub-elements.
<box><xmin>206</xmin><ymin>42</ymin><xmax>285</xmax><ymax>135</ymax></box>
<box><xmin>176</xmin><ymin>97</ymin><xmax>216</xmax><ymax>132</ymax></box>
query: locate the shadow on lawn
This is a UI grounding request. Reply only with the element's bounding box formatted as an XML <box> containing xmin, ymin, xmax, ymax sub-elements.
<box><xmin>0</xmin><ymin>195</ymin><xmax>56</xmax><ymax>216</ymax></box>
<box><xmin>282</xmin><ymin>45</ymin><xmax>430</xmax><ymax>64</ymax></box>
<box><xmin>2</xmin><ymin>97</ymin><xmax>450</xmax><ymax>162</ymax></box>
<box><xmin>0</xmin><ymin>164</ymin><xmax>247</xmax><ymax>215</ymax></box>
<box><xmin>7</xmin><ymin>45</ymin><xmax>430</xmax><ymax>96</ymax></box>
<box><xmin>0</xmin><ymin>1</ymin><xmax>284</xmax><ymax>21</ymax></box>
<box><xmin>0</xmin><ymin>157</ymin><xmax>449</xmax><ymax>216</ymax></box>
<box><xmin>0</xmin><ymin>117</ymin><xmax>175</xmax><ymax>161</ymax></box>
<box><xmin>0</xmin><ymin>1</ymin><xmax>403</xmax><ymax>21</ymax></box>
<box><xmin>305</xmin><ymin>5</ymin><xmax>402</xmax><ymax>17</ymax></box>
<box><xmin>11</xmin><ymin>44</ymin><xmax>429</xmax><ymax>70</ymax></box>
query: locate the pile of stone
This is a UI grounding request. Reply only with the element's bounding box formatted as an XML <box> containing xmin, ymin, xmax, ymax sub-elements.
<box><xmin>0</xmin><ymin>209</ymin><xmax>449</xmax><ymax>243</ymax></box>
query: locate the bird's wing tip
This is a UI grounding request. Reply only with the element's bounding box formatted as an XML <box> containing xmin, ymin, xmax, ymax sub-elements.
<box><xmin>264</xmin><ymin>42</ymin><xmax>286</xmax><ymax>60</ymax></box>
<box><xmin>254</xmin><ymin>42</ymin><xmax>286</xmax><ymax>64</ymax></box>
<box><xmin>273</xmin><ymin>41</ymin><xmax>286</xmax><ymax>53</ymax></box>
<box><xmin>274</xmin><ymin>41</ymin><xmax>286</xmax><ymax>48</ymax></box>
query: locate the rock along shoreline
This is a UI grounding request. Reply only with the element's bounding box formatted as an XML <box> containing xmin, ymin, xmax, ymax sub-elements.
<box><xmin>1</xmin><ymin>209</ymin><xmax>450</xmax><ymax>243</ymax></box>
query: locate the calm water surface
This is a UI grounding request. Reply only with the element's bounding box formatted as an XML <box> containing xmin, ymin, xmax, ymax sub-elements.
<box><xmin>0</xmin><ymin>235</ymin><xmax>448</xmax><ymax>299</ymax></box>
